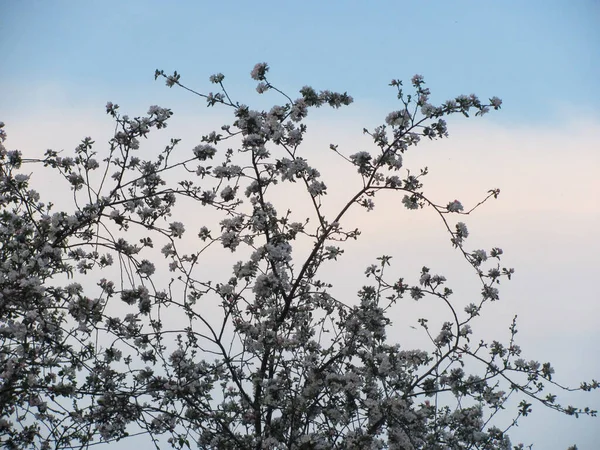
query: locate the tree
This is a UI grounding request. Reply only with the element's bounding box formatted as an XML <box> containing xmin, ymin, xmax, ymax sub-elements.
<box><xmin>0</xmin><ymin>63</ymin><xmax>596</xmax><ymax>450</ymax></box>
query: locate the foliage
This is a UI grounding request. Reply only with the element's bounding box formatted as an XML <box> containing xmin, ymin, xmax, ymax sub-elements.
<box><xmin>0</xmin><ymin>64</ymin><xmax>597</xmax><ymax>449</ymax></box>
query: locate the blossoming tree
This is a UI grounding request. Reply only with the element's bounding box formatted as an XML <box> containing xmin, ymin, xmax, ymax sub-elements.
<box><xmin>0</xmin><ymin>63</ymin><xmax>596</xmax><ymax>449</ymax></box>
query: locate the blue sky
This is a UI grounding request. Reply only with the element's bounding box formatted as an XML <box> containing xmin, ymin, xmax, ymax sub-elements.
<box><xmin>3</xmin><ymin>0</ymin><xmax>599</xmax><ymax>122</ymax></box>
<box><xmin>1</xmin><ymin>1</ymin><xmax>599</xmax><ymax>448</ymax></box>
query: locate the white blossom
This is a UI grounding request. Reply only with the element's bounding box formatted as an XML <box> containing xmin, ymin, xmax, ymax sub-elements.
<box><xmin>169</xmin><ymin>221</ymin><xmax>185</xmax><ymax>238</ymax></box>
<box><xmin>250</xmin><ymin>62</ymin><xmax>269</xmax><ymax>81</ymax></box>
<box><xmin>447</xmin><ymin>199</ymin><xmax>464</xmax><ymax>212</ymax></box>
<box><xmin>138</xmin><ymin>259</ymin><xmax>155</xmax><ymax>276</ymax></box>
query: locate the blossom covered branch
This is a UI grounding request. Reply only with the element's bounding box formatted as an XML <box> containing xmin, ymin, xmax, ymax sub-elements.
<box><xmin>0</xmin><ymin>65</ymin><xmax>596</xmax><ymax>450</ymax></box>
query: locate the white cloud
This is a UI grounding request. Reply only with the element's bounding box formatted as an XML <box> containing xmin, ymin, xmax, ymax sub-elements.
<box><xmin>3</xmin><ymin>102</ymin><xmax>599</xmax><ymax>449</ymax></box>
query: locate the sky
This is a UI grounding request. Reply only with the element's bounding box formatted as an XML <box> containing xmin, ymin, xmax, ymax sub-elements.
<box><xmin>1</xmin><ymin>1</ymin><xmax>599</xmax><ymax>448</ymax></box>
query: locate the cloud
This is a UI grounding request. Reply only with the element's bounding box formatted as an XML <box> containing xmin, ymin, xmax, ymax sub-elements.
<box><xmin>4</xmin><ymin>101</ymin><xmax>599</xmax><ymax>448</ymax></box>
